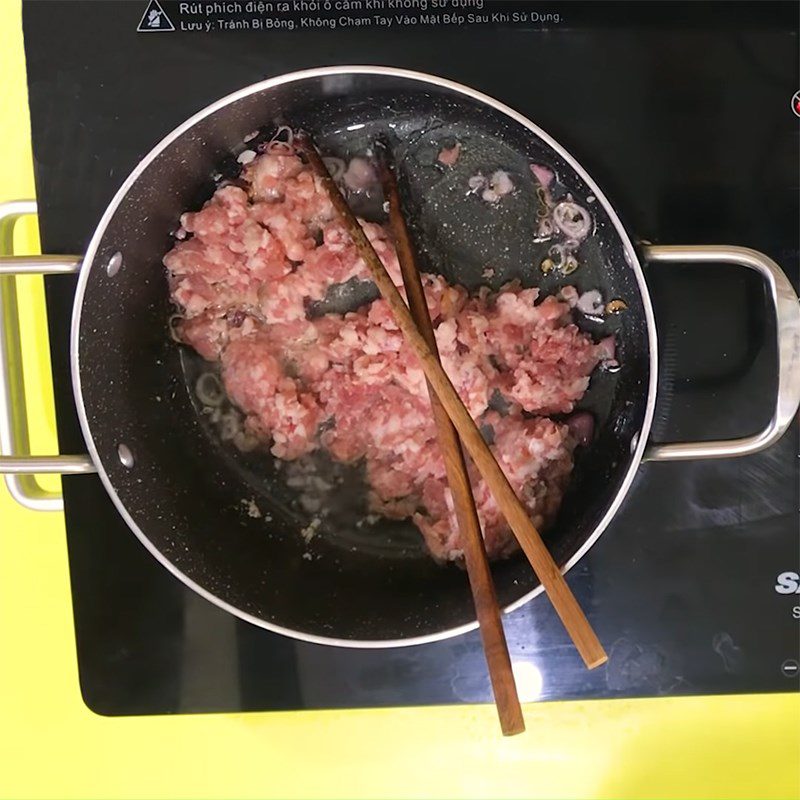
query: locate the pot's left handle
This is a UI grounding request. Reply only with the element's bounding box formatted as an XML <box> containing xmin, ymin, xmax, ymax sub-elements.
<box><xmin>0</xmin><ymin>200</ymin><xmax>96</xmax><ymax>512</ymax></box>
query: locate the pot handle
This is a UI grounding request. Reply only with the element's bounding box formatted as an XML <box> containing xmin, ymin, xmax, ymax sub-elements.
<box><xmin>0</xmin><ymin>200</ymin><xmax>95</xmax><ymax>512</ymax></box>
<box><xmin>641</xmin><ymin>244</ymin><xmax>800</xmax><ymax>462</ymax></box>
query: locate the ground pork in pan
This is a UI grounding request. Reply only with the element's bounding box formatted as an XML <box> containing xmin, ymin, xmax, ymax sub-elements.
<box><xmin>164</xmin><ymin>144</ymin><xmax>613</xmax><ymax>562</ymax></box>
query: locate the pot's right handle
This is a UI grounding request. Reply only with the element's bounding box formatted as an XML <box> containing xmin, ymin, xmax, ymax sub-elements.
<box><xmin>642</xmin><ymin>244</ymin><xmax>800</xmax><ymax>462</ymax></box>
<box><xmin>0</xmin><ymin>200</ymin><xmax>95</xmax><ymax>512</ymax></box>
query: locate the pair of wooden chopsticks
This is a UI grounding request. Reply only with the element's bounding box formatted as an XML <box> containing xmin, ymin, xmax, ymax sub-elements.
<box><xmin>375</xmin><ymin>141</ymin><xmax>525</xmax><ymax>736</ymax></box>
<box><xmin>296</xmin><ymin>133</ymin><xmax>607</xmax><ymax>735</ymax></box>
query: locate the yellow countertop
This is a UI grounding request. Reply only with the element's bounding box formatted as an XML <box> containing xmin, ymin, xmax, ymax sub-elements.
<box><xmin>0</xmin><ymin>2</ymin><xmax>798</xmax><ymax>797</ymax></box>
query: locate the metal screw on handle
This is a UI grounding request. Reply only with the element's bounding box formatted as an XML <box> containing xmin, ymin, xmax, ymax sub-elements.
<box><xmin>642</xmin><ymin>244</ymin><xmax>800</xmax><ymax>461</ymax></box>
<box><xmin>0</xmin><ymin>200</ymin><xmax>95</xmax><ymax>512</ymax></box>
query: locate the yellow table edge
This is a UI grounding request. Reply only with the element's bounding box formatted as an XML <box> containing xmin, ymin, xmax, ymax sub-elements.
<box><xmin>1</xmin><ymin>2</ymin><xmax>798</xmax><ymax>798</ymax></box>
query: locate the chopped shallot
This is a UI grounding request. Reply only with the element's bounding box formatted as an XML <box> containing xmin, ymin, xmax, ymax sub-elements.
<box><xmin>530</xmin><ymin>163</ymin><xmax>554</xmax><ymax>189</ymax></box>
<box><xmin>471</xmin><ymin>170</ymin><xmax>514</xmax><ymax>204</ymax></box>
<box><xmin>437</xmin><ymin>142</ymin><xmax>461</xmax><ymax>166</ymax></box>
<box><xmin>576</xmin><ymin>290</ymin><xmax>604</xmax><ymax>316</ymax></box>
<box><xmin>343</xmin><ymin>157</ymin><xmax>377</xmax><ymax>192</ymax></box>
<box><xmin>490</xmin><ymin>170</ymin><xmax>514</xmax><ymax>196</ymax></box>
<box><xmin>553</xmin><ymin>201</ymin><xmax>592</xmax><ymax>241</ymax></box>
<box><xmin>468</xmin><ymin>173</ymin><xmax>487</xmax><ymax>192</ymax></box>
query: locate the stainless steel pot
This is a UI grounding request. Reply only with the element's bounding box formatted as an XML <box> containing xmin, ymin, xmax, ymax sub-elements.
<box><xmin>1</xmin><ymin>67</ymin><xmax>798</xmax><ymax>647</ymax></box>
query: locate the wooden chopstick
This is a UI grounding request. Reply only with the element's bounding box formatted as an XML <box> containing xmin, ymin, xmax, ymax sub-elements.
<box><xmin>296</xmin><ymin>132</ymin><xmax>607</xmax><ymax>670</ymax></box>
<box><xmin>375</xmin><ymin>141</ymin><xmax>525</xmax><ymax>736</ymax></box>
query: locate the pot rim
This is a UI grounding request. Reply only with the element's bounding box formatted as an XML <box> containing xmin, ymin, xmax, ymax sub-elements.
<box><xmin>70</xmin><ymin>65</ymin><xmax>659</xmax><ymax>649</ymax></box>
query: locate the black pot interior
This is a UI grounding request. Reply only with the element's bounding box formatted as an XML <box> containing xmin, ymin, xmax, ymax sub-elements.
<box><xmin>76</xmin><ymin>71</ymin><xmax>650</xmax><ymax>643</ymax></box>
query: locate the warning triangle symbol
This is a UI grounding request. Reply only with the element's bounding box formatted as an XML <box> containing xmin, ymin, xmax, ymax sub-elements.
<box><xmin>137</xmin><ymin>0</ymin><xmax>175</xmax><ymax>32</ymax></box>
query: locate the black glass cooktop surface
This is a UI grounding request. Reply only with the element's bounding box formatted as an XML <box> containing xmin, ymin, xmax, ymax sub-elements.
<box><xmin>22</xmin><ymin>0</ymin><xmax>799</xmax><ymax>715</ymax></box>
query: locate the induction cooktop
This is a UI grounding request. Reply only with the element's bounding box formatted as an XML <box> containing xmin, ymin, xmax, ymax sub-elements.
<box><xmin>21</xmin><ymin>0</ymin><xmax>799</xmax><ymax>715</ymax></box>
